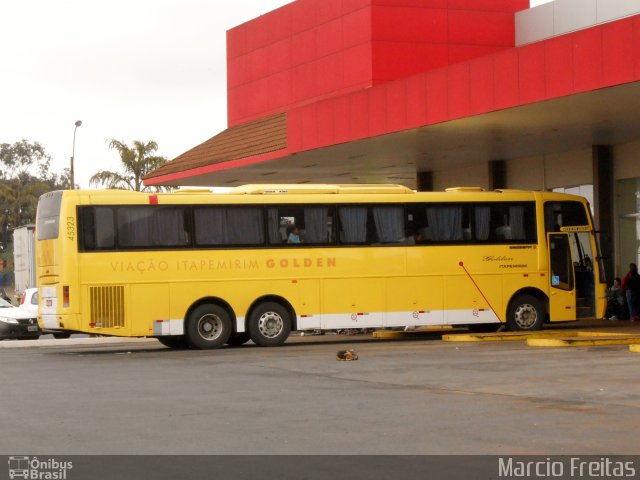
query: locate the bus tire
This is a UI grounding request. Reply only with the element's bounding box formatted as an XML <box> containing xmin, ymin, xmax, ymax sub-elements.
<box><xmin>226</xmin><ymin>332</ymin><xmax>251</xmax><ymax>347</ymax></box>
<box><xmin>248</xmin><ymin>302</ymin><xmax>291</xmax><ymax>347</ymax></box>
<box><xmin>157</xmin><ymin>335</ymin><xmax>190</xmax><ymax>349</ymax></box>
<box><xmin>53</xmin><ymin>332</ymin><xmax>71</xmax><ymax>339</ymax></box>
<box><xmin>185</xmin><ymin>304</ymin><xmax>232</xmax><ymax>349</ymax></box>
<box><xmin>507</xmin><ymin>295</ymin><xmax>544</xmax><ymax>331</ymax></box>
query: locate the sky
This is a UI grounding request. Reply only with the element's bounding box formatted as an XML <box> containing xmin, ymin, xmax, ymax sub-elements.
<box><xmin>0</xmin><ymin>0</ymin><xmax>553</xmax><ymax>189</ymax></box>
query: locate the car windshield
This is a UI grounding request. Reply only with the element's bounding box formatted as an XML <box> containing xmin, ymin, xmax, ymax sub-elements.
<box><xmin>0</xmin><ymin>298</ymin><xmax>13</xmax><ymax>308</ymax></box>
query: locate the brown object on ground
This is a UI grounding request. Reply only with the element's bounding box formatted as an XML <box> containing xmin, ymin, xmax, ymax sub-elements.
<box><xmin>336</xmin><ymin>349</ymin><xmax>358</xmax><ymax>361</ymax></box>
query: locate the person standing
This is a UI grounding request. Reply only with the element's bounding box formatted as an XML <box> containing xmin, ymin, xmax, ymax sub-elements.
<box><xmin>621</xmin><ymin>263</ymin><xmax>640</xmax><ymax>322</ymax></box>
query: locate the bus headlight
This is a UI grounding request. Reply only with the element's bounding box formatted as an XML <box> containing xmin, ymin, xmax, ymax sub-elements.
<box><xmin>0</xmin><ymin>317</ymin><xmax>19</xmax><ymax>324</ymax></box>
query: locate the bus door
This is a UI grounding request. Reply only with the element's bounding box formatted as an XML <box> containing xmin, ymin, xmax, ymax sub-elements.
<box><xmin>547</xmin><ymin>233</ymin><xmax>576</xmax><ymax>321</ymax></box>
<box><xmin>567</xmin><ymin>230</ymin><xmax>596</xmax><ymax>318</ymax></box>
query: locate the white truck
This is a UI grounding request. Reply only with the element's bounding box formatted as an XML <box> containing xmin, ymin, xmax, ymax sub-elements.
<box><xmin>12</xmin><ymin>225</ymin><xmax>36</xmax><ymax>300</ymax></box>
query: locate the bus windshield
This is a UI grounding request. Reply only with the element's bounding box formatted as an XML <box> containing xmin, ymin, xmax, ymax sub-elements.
<box><xmin>36</xmin><ymin>191</ymin><xmax>64</xmax><ymax>240</ymax></box>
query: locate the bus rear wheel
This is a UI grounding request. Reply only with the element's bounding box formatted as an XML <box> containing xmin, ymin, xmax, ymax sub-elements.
<box><xmin>226</xmin><ymin>332</ymin><xmax>251</xmax><ymax>347</ymax></box>
<box><xmin>185</xmin><ymin>304</ymin><xmax>232</xmax><ymax>349</ymax></box>
<box><xmin>507</xmin><ymin>295</ymin><xmax>544</xmax><ymax>331</ymax></box>
<box><xmin>248</xmin><ymin>302</ymin><xmax>291</xmax><ymax>347</ymax></box>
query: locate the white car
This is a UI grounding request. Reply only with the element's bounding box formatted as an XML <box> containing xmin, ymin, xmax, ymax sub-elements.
<box><xmin>19</xmin><ymin>287</ymin><xmax>39</xmax><ymax>316</ymax></box>
<box><xmin>0</xmin><ymin>296</ymin><xmax>41</xmax><ymax>340</ymax></box>
<box><xmin>19</xmin><ymin>288</ymin><xmax>70</xmax><ymax>339</ymax></box>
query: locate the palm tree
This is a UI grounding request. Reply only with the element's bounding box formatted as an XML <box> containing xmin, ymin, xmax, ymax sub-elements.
<box><xmin>90</xmin><ymin>139</ymin><xmax>167</xmax><ymax>191</ymax></box>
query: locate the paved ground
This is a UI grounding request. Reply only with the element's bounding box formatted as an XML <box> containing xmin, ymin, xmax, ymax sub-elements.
<box><xmin>1</xmin><ymin>320</ymin><xmax>639</xmax><ymax>455</ymax></box>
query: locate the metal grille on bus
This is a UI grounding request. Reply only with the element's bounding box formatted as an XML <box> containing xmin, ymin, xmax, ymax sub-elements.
<box><xmin>89</xmin><ymin>286</ymin><xmax>125</xmax><ymax>328</ymax></box>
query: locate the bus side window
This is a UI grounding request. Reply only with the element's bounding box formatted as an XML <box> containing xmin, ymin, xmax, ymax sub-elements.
<box><xmin>425</xmin><ymin>205</ymin><xmax>464</xmax><ymax>242</ymax></box>
<box><xmin>268</xmin><ymin>206</ymin><xmax>334</xmax><ymax>246</ymax></box>
<box><xmin>371</xmin><ymin>206</ymin><xmax>404</xmax><ymax>244</ymax></box>
<box><xmin>153</xmin><ymin>207</ymin><xmax>189</xmax><ymax>246</ymax></box>
<box><xmin>195</xmin><ymin>207</ymin><xmax>264</xmax><ymax>247</ymax></box>
<box><xmin>406</xmin><ymin>205</ymin><xmax>429</xmax><ymax>243</ymax></box>
<box><xmin>79</xmin><ymin>207</ymin><xmax>96</xmax><ymax>250</ymax></box>
<box><xmin>79</xmin><ymin>207</ymin><xmax>114</xmax><ymax>251</ymax></box>
<box><xmin>474</xmin><ymin>203</ymin><xmax>535</xmax><ymax>243</ymax></box>
<box><xmin>338</xmin><ymin>206</ymin><xmax>367</xmax><ymax>244</ymax></box>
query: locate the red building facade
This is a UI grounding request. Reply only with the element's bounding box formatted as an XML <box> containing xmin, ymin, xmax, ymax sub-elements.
<box><xmin>227</xmin><ymin>0</ymin><xmax>528</xmax><ymax>126</ymax></box>
<box><xmin>145</xmin><ymin>0</ymin><xmax>640</xmax><ymax>278</ymax></box>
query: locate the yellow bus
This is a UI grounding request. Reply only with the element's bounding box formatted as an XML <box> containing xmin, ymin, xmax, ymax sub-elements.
<box><xmin>35</xmin><ymin>184</ymin><xmax>606</xmax><ymax>349</ymax></box>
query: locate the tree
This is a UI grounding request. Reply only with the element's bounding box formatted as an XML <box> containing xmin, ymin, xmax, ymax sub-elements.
<box><xmin>89</xmin><ymin>139</ymin><xmax>168</xmax><ymax>192</ymax></box>
<box><xmin>0</xmin><ymin>140</ymin><xmax>68</xmax><ymax>250</ymax></box>
<box><xmin>0</xmin><ymin>140</ymin><xmax>53</xmax><ymax>181</ymax></box>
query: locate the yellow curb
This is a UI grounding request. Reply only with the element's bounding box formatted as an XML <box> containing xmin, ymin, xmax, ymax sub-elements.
<box><xmin>442</xmin><ymin>330</ymin><xmax>629</xmax><ymax>343</ymax></box>
<box><xmin>527</xmin><ymin>336</ymin><xmax>640</xmax><ymax>347</ymax></box>
<box><xmin>574</xmin><ymin>331</ymin><xmax>629</xmax><ymax>337</ymax></box>
<box><xmin>629</xmin><ymin>345</ymin><xmax>640</xmax><ymax>353</ymax></box>
<box><xmin>373</xmin><ymin>329</ymin><xmax>464</xmax><ymax>339</ymax></box>
<box><xmin>442</xmin><ymin>331</ymin><xmax>573</xmax><ymax>342</ymax></box>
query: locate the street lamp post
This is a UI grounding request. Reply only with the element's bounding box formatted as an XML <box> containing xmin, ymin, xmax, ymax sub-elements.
<box><xmin>70</xmin><ymin>120</ymin><xmax>82</xmax><ymax>189</ymax></box>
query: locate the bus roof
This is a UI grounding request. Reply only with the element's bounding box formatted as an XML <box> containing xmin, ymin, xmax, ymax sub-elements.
<box><xmin>61</xmin><ymin>185</ymin><xmax>589</xmax><ymax>205</ymax></box>
<box><xmin>229</xmin><ymin>184</ymin><xmax>414</xmax><ymax>195</ymax></box>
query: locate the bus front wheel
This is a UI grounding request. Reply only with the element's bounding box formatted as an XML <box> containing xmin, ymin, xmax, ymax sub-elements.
<box><xmin>248</xmin><ymin>302</ymin><xmax>291</xmax><ymax>347</ymax></box>
<box><xmin>186</xmin><ymin>304</ymin><xmax>233</xmax><ymax>349</ymax></box>
<box><xmin>507</xmin><ymin>295</ymin><xmax>544</xmax><ymax>331</ymax></box>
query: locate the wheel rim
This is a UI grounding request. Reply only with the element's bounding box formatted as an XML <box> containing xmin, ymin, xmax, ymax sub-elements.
<box><xmin>197</xmin><ymin>313</ymin><xmax>224</xmax><ymax>341</ymax></box>
<box><xmin>514</xmin><ymin>303</ymin><xmax>538</xmax><ymax>329</ymax></box>
<box><xmin>257</xmin><ymin>311</ymin><xmax>284</xmax><ymax>338</ymax></box>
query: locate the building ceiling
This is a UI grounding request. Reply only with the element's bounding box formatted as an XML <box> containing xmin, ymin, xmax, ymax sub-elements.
<box><xmin>159</xmin><ymin>81</ymin><xmax>640</xmax><ymax>189</ymax></box>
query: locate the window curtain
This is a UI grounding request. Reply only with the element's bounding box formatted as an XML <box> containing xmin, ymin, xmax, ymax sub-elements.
<box><xmin>195</xmin><ymin>208</ymin><xmax>226</xmax><ymax>245</ymax></box>
<box><xmin>95</xmin><ymin>207</ymin><xmax>115</xmax><ymax>248</ymax></box>
<box><xmin>339</xmin><ymin>207</ymin><xmax>367</xmax><ymax>243</ymax></box>
<box><xmin>195</xmin><ymin>207</ymin><xmax>264</xmax><ymax>245</ymax></box>
<box><xmin>509</xmin><ymin>206</ymin><xmax>525</xmax><ymax>240</ymax></box>
<box><xmin>267</xmin><ymin>208</ymin><xmax>282</xmax><ymax>244</ymax></box>
<box><xmin>372</xmin><ymin>206</ymin><xmax>404</xmax><ymax>243</ymax></box>
<box><xmin>118</xmin><ymin>207</ymin><xmax>152</xmax><ymax>247</ymax></box>
<box><xmin>426</xmin><ymin>206</ymin><xmax>463</xmax><ymax>241</ymax></box>
<box><xmin>474</xmin><ymin>206</ymin><xmax>491</xmax><ymax>241</ymax></box>
<box><xmin>153</xmin><ymin>208</ymin><xmax>187</xmax><ymax>246</ymax></box>
<box><xmin>304</xmin><ymin>207</ymin><xmax>329</xmax><ymax>244</ymax></box>
<box><xmin>227</xmin><ymin>208</ymin><xmax>264</xmax><ymax>244</ymax></box>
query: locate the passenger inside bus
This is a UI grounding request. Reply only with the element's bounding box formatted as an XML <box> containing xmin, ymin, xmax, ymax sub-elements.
<box><xmin>287</xmin><ymin>226</ymin><xmax>303</xmax><ymax>244</ymax></box>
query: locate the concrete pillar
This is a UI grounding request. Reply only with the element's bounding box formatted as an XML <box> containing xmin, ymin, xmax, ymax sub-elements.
<box><xmin>488</xmin><ymin>160</ymin><xmax>506</xmax><ymax>190</ymax></box>
<box><xmin>592</xmin><ymin>145</ymin><xmax>614</xmax><ymax>281</ymax></box>
<box><xmin>416</xmin><ymin>171</ymin><xmax>433</xmax><ymax>192</ymax></box>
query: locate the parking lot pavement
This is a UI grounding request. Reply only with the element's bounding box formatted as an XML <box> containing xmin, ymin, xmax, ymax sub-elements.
<box><xmin>0</xmin><ymin>336</ymin><xmax>153</xmax><ymax>348</ymax></box>
<box><xmin>0</xmin><ymin>327</ymin><xmax>639</xmax><ymax>455</ymax></box>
